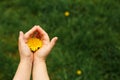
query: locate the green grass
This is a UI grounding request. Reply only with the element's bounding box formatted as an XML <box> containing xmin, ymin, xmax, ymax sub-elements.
<box><xmin>0</xmin><ymin>0</ymin><xmax>120</xmax><ymax>80</ymax></box>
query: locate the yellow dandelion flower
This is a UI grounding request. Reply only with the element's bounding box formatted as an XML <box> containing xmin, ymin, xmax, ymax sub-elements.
<box><xmin>76</xmin><ymin>70</ymin><xmax>82</xmax><ymax>75</ymax></box>
<box><xmin>64</xmin><ymin>11</ymin><xmax>70</xmax><ymax>16</ymax></box>
<box><xmin>27</xmin><ymin>38</ymin><xmax>42</xmax><ymax>52</ymax></box>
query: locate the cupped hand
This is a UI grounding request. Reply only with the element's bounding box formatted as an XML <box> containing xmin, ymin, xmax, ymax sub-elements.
<box><xmin>24</xmin><ymin>25</ymin><xmax>58</xmax><ymax>61</ymax></box>
<box><xmin>18</xmin><ymin>31</ymin><xmax>33</xmax><ymax>62</ymax></box>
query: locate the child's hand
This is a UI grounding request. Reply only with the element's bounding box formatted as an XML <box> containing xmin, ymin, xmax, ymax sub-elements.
<box><xmin>18</xmin><ymin>31</ymin><xmax>33</xmax><ymax>62</ymax></box>
<box><xmin>24</xmin><ymin>25</ymin><xmax>58</xmax><ymax>62</ymax></box>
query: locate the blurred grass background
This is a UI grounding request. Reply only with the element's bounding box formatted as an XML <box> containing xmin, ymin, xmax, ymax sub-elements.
<box><xmin>0</xmin><ymin>0</ymin><xmax>120</xmax><ymax>80</ymax></box>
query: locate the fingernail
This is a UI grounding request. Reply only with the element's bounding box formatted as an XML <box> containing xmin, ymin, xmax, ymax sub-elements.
<box><xmin>55</xmin><ymin>37</ymin><xmax>58</xmax><ymax>41</ymax></box>
<box><xmin>19</xmin><ymin>31</ymin><xmax>22</xmax><ymax>34</ymax></box>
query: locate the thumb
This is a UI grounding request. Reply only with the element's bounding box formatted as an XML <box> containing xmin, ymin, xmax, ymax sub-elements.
<box><xmin>19</xmin><ymin>31</ymin><xmax>25</xmax><ymax>44</ymax></box>
<box><xmin>49</xmin><ymin>37</ymin><xmax>58</xmax><ymax>49</ymax></box>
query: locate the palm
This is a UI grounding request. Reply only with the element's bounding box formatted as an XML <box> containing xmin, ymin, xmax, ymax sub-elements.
<box><xmin>35</xmin><ymin>42</ymin><xmax>50</xmax><ymax>58</ymax></box>
<box><xmin>20</xmin><ymin>41</ymin><xmax>33</xmax><ymax>56</ymax></box>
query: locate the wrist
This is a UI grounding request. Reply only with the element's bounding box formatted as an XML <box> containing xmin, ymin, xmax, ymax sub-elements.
<box><xmin>34</xmin><ymin>57</ymin><xmax>46</xmax><ymax>64</ymax></box>
<box><xmin>34</xmin><ymin>55</ymin><xmax>46</xmax><ymax>61</ymax></box>
<box><xmin>20</xmin><ymin>57</ymin><xmax>33</xmax><ymax>64</ymax></box>
<box><xmin>33</xmin><ymin>60</ymin><xmax>46</xmax><ymax>68</ymax></box>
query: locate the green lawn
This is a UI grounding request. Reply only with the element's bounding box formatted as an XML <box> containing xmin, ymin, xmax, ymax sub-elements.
<box><xmin>0</xmin><ymin>0</ymin><xmax>120</xmax><ymax>80</ymax></box>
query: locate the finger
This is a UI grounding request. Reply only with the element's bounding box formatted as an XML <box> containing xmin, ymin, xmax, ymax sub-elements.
<box><xmin>49</xmin><ymin>37</ymin><xmax>58</xmax><ymax>49</ymax></box>
<box><xmin>24</xmin><ymin>25</ymin><xmax>38</xmax><ymax>39</ymax></box>
<box><xmin>36</xmin><ymin>26</ymin><xmax>50</xmax><ymax>42</ymax></box>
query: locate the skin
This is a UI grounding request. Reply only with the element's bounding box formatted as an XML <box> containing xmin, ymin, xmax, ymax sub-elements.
<box><xmin>13</xmin><ymin>25</ymin><xmax>58</xmax><ymax>80</ymax></box>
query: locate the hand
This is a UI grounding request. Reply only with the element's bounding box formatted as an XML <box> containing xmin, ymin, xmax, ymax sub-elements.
<box><xmin>18</xmin><ymin>31</ymin><xmax>33</xmax><ymax>62</ymax></box>
<box><xmin>24</xmin><ymin>25</ymin><xmax>58</xmax><ymax>62</ymax></box>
